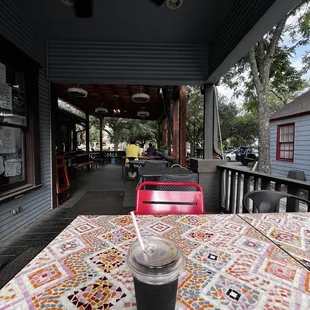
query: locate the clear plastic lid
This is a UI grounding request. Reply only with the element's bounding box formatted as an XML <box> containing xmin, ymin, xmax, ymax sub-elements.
<box><xmin>127</xmin><ymin>236</ymin><xmax>185</xmax><ymax>285</ymax></box>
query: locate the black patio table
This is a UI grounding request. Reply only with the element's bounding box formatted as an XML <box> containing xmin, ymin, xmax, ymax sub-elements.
<box><xmin>128</xmin><ymin>159</ymin><xmax>167</xmax><ymax>167</ymax></box>
<box><xmin>138</xmin><ymin>166</ymin><xmax>193</xmax><ymax>181</ymax></box>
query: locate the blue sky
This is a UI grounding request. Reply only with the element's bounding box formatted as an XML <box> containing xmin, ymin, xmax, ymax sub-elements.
<box><xmin>290</xmin><ymin>45</ymin><xmax>309</xmax><ymax>76</ymax></box>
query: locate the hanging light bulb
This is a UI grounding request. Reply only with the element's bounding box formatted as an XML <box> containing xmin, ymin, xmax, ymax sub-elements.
<box><xmin>113</xmin><ymin>95</ymin><xmax>121</xmax><ymax>114</ymax></box>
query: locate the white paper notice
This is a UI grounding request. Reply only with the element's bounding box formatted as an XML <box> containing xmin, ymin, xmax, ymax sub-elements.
<box><xmin>0</xmin><ymin>63</ymin><xmax>6</xmax><ymax>84</ymax></box>
<box><xmin>0</xmin><ymin>128</ymin><xmax>16</xmax><ymax>154</ymax></box>
<box><xmin>0</xmin><ymin>84</ymin><xmax>12</xmax><ymax>111</ymax></box>
<box><xmin>0</xmin><ymin>156</ymin><xmax>4</xmax><ymax>175</ymax></box>
<box><xmin>4</xmin><ymin>159</ymin><xmax>21</xmax><ymax>177</ymax></box>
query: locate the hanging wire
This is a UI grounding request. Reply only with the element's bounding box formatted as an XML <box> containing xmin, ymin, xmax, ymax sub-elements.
<box><xmin>214</xmin><ymin>86</ymin><xmax>224</xmax><ymax>159</ymax></box>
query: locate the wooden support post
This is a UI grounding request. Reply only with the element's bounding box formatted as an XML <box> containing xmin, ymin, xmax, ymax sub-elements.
<box><xmin>161</xmin><ymin>119</ymin><xmax>167</xmax><ymax>148</ymax></box>
<box><xmin>86</xmin><ymin>112</ymin><xmax>90</xmax><ymax>154</ymax></box>
<box><xmin>51</xmin><ymin>83</ymin><xmax>58</xmax><ymax>209</ymax></box>
<box><xmin>167</xmin><ymin>126</ymin><xmax>172</xmax><ymax>156</ymax></box>
<box><xmin>163</xmin><ymin>88</ymin><xmax>173</xmax><ymax>155</ymax></box>
<box><xmin>203</xmin><ymin>84</ymin><xmax>214</xmax><ymax>159</ymax></box>
<box><xmin>99</xmin><ymin>118</ymin><xmax>103</xmax><ymax>151</ymax></box>
<box><xmin>173</xmin><ymin>101</ymin><xmax>179</xmax><ymax>159</ymax></box>
<box><xmin>179</xmin><ymin>86</ymin><xmax>187</xmax><ymax>167</ymax></box>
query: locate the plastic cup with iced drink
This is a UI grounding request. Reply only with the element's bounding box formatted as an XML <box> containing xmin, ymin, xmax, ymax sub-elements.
<box><xmin>127</xmin><ymin>235</ymin><xmax>185</xmax><ymax>310</ymax></box>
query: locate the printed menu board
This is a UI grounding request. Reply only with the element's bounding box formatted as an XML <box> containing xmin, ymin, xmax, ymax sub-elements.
<box><xmin>12</xmin><ymin>89</ymin><xmax>26</xmax><ymax>117</ymax></box>
<box><xmin>0</xmin><ymin>84</ymin><xmax>12</xmax><ymax>111</ymax></box>
<box><xmin>0</xmin><ymin>127</ymin><xmax>16</xmax><ymax>154</ymax></box>
<box><xmin>4</xmin><ymin>159</ymin><xmax>21</xmax><ymax>177</ymax></box>
<box><xmin>0</xmin><ymin>63</ymin><xmax>6</xmax><ymax>84</ymax></box>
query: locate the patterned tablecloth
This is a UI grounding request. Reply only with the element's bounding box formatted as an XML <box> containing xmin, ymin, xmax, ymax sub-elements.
<box><xmin>0</xmin><ymin>214</ymin><xmax>310</xmax><ymax>309</ymax></box>
<box><xmin>239</xmin><ymin>212</ymin><xmax>310</xmax><ymax>271</ymax></box>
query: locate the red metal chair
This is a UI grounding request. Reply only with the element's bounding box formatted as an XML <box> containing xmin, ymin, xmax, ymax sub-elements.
<box><xmin>135</xmin><ymin>181</ymin><xmax>205</xmax><ymax>215</ymax></box>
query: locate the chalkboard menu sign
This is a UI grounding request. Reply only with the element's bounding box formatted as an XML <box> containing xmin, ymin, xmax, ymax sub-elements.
<box><xmin>0</xmin><ymin>88</ymin><xmax>26</xmax><ymax>126</ymax></box>
<box><xmin>12</xmin><ymin>88</ymin><xmax>26</xmax><ymax>118</ymax></box>
<box><xmin>0</xmin><ymin>84</ymin><xmax>12</xmax><ymax>111</ymax></box>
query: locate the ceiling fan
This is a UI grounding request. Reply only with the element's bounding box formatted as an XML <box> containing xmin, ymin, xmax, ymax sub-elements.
<box><xmin>67</xmin><ymin>85</ymin><xmax>88</xmax><ymax>97</ymax></box>
<box><xmin>132</xmin><ymin>87</ymin><xmax>150</xmax><ymax>104</ymax></box>
<box><xmin>60</xmin><ymin>0</ymin><xmax>93</xmax><ymax>18</ymax></box>
<box><xmin>95</xmin><ymin>102</ymin><xmax>108</xmax><ymax>114</ymax></box>
<box><xmin>61</xmin><ymin>0</ymin><xmax>182</xmax><ymax>18</ymax></box>
<box><xmin>150</xmin><ymin>0</ymin><xmax>183</xmax><ymax>9</ymax></box>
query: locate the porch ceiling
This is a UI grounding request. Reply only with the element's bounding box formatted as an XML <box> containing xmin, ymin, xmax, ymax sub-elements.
<box><xmin>57</xmin><ymin>84</ymin><xmax>170</xmax><ymax>120</ymax></box>
<box><xmin>9</xmin><ymin>0</ymin><xmax>300</xmax><ymax>85</ymax></box>
<box><xmin>12</xmin><ymin>0</ymin><xmax>233</xmax><ymax>43</ymax></box>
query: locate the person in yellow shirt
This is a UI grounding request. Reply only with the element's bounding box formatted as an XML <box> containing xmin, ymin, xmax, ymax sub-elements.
<box><xmin>125</xmin><ymin>140</ymin><xmax>140</xmax><ymax>179</ymax></box>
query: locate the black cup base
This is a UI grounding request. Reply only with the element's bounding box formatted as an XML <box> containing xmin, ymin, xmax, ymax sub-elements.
<box><xmin>133</xmin><ymin>277</ymin><xmax>178</xmax><ymax>310</ymax></box>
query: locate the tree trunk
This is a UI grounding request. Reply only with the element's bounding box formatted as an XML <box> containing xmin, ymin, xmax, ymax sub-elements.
<box><xmin>257</xmin><ymin>89</ymin><xmax>270</xmax><ymax>174</ymax></box>
<box><xmin>247</xmin><ymin>15</ymin><xmax>288</xmax><ymax>174</ymax></box>
<box><xmin>190</xmin><ymin>143</ymin><xmax>195</xmax><ymax>157</ymax></box>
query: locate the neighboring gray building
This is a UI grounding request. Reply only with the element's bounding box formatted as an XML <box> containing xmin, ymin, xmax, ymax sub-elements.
<box><xmin>270</xmin><ymin>89</ymin><xmax>310</xmax><ymax>180</ymax></box>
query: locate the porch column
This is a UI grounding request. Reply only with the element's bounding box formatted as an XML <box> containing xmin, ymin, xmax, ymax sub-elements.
<box><xmin>163</xmin><ymin>88</ymin><xmax>173</xmax><ymax>155</ymax></box>
<box><xmin>161</xmin><ymin>119</ymin><xmax>167</xmax><ymax>148</ymax></box>
<box><xmin>167</xmin><ymin>130</ymin><xmax>172</xmax><ymax>156</ymax></box>
<box><xmin>86</xmin><ymin>112</ymin><xmax>90</xmax><ymax>154</ymax></box>
<box><xmin>99</xmin><ymin>118</ymin><xmax>103</xmax><ymax>151</ymax></box>
<box><xmin>203</xmin><ymin>84</ymin><xmax>215</xmax><ymax>159</ymax></box>
<box><xmin>172</xmin><ymin>100</ymin><xmax>179</xmax><ymax>159</ymax></box>
<box><xmin>179</xmin><ymin>86</ymin><xmax>187</xmax><ymax>167</ymax></box>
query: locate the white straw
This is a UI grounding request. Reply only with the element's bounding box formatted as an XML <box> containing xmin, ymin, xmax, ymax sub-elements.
<box><xmin>130</xmin><ymin>211</ymin><xmax>145</xmax><ymax>252</ymax></box>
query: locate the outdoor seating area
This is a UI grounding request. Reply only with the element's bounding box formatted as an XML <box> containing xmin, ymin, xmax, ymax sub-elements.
<box><xmin>1</xmin><ymin>162</ymin><xmax>310</xmax><ymax>308</ymax></box>
<box><xmin>1</xmin><ymin>0</ymin><xmax>310</xmax><ymax>308</ymax></box>
<box><xmin>0</xmin><ymin>200</ymin><xmax>309</xmax><ymax>308</ymax></box>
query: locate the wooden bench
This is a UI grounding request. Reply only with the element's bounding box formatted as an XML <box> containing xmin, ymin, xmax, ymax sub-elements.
<box><xmin>71</xmin><ymin>160</ymin><xmax>94</xmax><ymax>179</ymax></box>
<box><xmin>73</xmin><ymin>161</ymin><xmax>94</xmax><ymax>170</ymax></box>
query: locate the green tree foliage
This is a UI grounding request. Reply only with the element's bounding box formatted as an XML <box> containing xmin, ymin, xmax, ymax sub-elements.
<box><xmin>103</xmin><ymin>118</ymin><xmax>158</xmax><ymax>149</ymax></box>
<box><xmin>186</xmin><ymin>86</ymin><xmax>204</xmax><ymax>155</ymax></box>
<box><xmin>89</xmin><ymin>116</ymin><xmax>100</xmax><ymax>148</ymax></box>
<box><xmin>222</xmin><ymin>0</ymin><xmax>309</xmax><ymax>173</ymax></box>
<box><xmin>217</xmin><ymin>96</ymin><xmax>238</xmax><ymax>143</ymax></box>
<box><xmin>228</xmin><ymin>114</ymin><xmax>259</xmax><ymax>147</ymax></box>
<box><xmin>123</xmin><ymin>120</ymin><xmax>158</xmax><ymax>145</ymax></box>
<box><xmin>289</xmin><ymin>0</ymin><xmax>310</xmax><ymax>70</ymax></box>
<box><xmin>186</xmin><ymin>87</ymin><xmax>259</xmax><ymax>153</ymax></box>
<box><xmin>218</xmin><ymin>96</ymin><xmax>258</xmax><ymax>148</ymax></box>
<box><xmin>223</xmin><ymin>44</ymin><xmax>306</xmax><ymax>110</ymax></box>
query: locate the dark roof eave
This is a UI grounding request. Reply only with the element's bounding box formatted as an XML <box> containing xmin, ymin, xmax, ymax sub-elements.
<box><xmin>270</xmin><ymin>110</ymin><xmax>310</xmax><ymax>122</ymax></box>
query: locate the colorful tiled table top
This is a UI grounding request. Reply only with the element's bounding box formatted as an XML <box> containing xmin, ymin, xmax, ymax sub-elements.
<box><xmin>0</xmin><ymin>214</ymin><xmax>310</xmax><ymax>309</ymax></box>
<box><xmin>239</xmin><ymin>212</ymin><xmax>310</xmax><ymax>271</ymax></box>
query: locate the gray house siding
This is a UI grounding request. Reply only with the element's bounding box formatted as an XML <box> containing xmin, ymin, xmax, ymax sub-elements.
<box><xmin>270</xmin><ymin>115</ymin><xmax>310</xmax><ymax>181</ymax></box>
<box><xmin>0</xmin><ymin>0</ymin><xmax>51</xmax><ymax>243</ymax></box>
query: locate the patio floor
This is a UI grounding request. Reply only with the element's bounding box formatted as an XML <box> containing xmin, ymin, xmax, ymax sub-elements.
<box><xmin>0</xmin><ymin>164</ymin><xmax>136</xmax><ymax>289</ymax></box>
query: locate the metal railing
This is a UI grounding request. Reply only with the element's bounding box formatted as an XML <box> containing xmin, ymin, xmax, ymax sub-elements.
<box><xmin>218</xmin><ymin>165</ymin><xmax>310</xmax><ymax>214</ymax></box>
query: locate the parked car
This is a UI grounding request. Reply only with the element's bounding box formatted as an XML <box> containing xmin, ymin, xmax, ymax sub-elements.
<box><xmin>242</xmin><ymin>147</ymin><xmax>259</xmax><ymax>166</ymax></box>
<box><xmin>225</xmin><ymin>150</ymin><xmax>237</xmax><ymax>162</ymax></box>
<box><xmin>224</xmin><ymin>148</ymin><xmax>234</xmax><ymax>154</ymax></box>
<box><xmin>235</xmin><ymin>147</ymin><xmax>249</xmax><ymax>162</ymax></box>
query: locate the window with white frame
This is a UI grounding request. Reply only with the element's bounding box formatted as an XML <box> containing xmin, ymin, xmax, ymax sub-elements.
<box><xmin>277</xmin><ymin>123</ymin><xmax>295</xmax><ymax>161</ymax></box>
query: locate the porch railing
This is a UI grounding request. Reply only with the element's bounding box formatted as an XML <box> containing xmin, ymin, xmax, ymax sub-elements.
<box><xmin>218</xmin><ymin>165</ymin><xmax>310</xmax><ymax>214</ymax></box>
